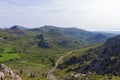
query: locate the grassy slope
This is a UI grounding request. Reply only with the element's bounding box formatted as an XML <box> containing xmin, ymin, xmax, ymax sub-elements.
<box><xmin>0</xmin><ymin>30</ymin><xmax>72</xmax><ymax>79</ymax></box>
<box><xmin>54</xmin><ymin>43</ymin><xmax>120</xmax><ymax>80</ymax></box>
<box><xmin>0</xmin><ymin>28</ymin><xmax>116</xmax><ymax>80</ymax></box>
<box><xmin>54</xmin><ymin>44</ymin><xmax>100</xmax><ymax>79</ymax></box>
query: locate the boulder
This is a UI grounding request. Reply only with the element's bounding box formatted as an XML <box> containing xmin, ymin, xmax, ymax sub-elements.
<box><xmin>0</xmin><ymin>72</ymin><xmax>4</xmax><ymax>79</ymax></box>
<box><xmin>0</xmin><ymin>64</ymin><xmax>22</xmax><ymax>80</ymax></box>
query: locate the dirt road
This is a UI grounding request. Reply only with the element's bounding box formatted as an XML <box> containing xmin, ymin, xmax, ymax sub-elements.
<box><xmin>46</xmin><ymin>50</ymin><xmax>76</xmax><ymax>80</ymax></box>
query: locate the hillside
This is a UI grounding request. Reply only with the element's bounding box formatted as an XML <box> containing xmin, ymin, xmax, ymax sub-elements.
<box><xmin>0</xmin><ymin>25</ymin><xmax>115</xmax><ymax>80</ymax></box>
<box><xmin>30</xmin><ymin>25</ymin><xmax>112</xmax><ymax>46</ymax></box>
<box><xmin>57</xmin><ymin>35</ymin><xmax>120</xmax><ymax>79</ymax></box>
<box><xmin>0</xmin><ymin>25</ymin><xmax>110</xmax><ymax>49</ymax></box>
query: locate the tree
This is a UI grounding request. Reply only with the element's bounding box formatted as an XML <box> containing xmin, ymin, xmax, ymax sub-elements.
<box><xmin>37</xmin><ymin>34</ymin><xmax>49</xmax><ymax>48</ymax></box>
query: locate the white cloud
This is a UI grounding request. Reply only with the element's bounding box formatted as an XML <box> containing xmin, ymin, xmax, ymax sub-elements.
<box><xmin>0</xmin><ymin>0</ymin><xmax>120</xmax><ymax>31</ymax></box>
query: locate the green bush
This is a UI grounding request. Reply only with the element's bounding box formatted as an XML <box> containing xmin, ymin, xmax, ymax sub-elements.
<box><xmin>0</xmin><ymin>48</ymin><xmax>4</xmax><ymax>53</ymax></box>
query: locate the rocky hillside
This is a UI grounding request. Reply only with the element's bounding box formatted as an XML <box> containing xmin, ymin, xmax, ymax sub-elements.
<box><xmin>58</xmin><ymin>35</ymin><xmax>120</xmax><ymax>76</ymax></box>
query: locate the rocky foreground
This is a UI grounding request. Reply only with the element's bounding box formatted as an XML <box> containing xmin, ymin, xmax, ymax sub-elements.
<box><xmin>0</xmin><ymin>64</ymin><xmax>22</xmax><ymax>80</ymax></box>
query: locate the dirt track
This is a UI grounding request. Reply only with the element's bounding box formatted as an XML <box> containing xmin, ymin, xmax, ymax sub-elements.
<box><xmin>46</xmin><ymin>50</ymin><xmax>76</xmax><ymax>80</ymax></box>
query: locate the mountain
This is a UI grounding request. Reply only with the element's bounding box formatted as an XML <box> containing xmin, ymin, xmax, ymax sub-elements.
<box><xmin>36</xmin><ymin>25</ymin><xmax>112</xmax><ymax>46</ymax></box>
<box><xmin>9</xmin><ymin>25</ymin><xmax>28</xmax><ymax>31</ymax></box>
<box><xmin>0</xmin><ymin>25</ymin><xmax>113</xmax><ymax>49</ymax></box>
<box><xmin>40</xmin><ymin>25</ymin><xmax>95</xmax><ymax>39</ymax></box>
<box><xmin>59</xmin><ymin>27</ymin><xmax>94</xmax><ymax>38</ymax></box>
<box><xmin>0</xmin><ymin>25</ymin><xmax>117</xmax><ymax>80</ymax></box>
<box><xmin>2</xmin><ymin>25</ymin><xmax>29</xmax><ymax>34</ymax></box>
<box><xmin>58</xmin><ymin>35</ymin><xmax>120</xmax><ymax>76</ymax></box>
<box><xmin>88</xmin><ymin>33</ymin><xmax>107</xmax><ymax>43</ymax></box>
<box><xmin>102</xmin><ymin>35</ymin><xmax>120</xmax><ymax>57</ymax></box>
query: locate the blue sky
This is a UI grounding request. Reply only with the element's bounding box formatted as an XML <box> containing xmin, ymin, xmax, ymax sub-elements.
<box><xmin>0</xmin><ymin>0</ymin><xmax>120</xmax><ymax>31</ymax></box>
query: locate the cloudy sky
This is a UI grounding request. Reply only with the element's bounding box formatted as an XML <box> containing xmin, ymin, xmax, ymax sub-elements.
<box><xmin>0</xmin><ymin>0</ymin><xmax>120</xmax><ymax>31</ymax></box>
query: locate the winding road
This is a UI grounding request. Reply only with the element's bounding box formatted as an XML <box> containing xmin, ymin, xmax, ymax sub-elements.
<box><xmin>46</xmin><ymin>50</ymin><xmax>76</xmax><ymax>80</ymax></box>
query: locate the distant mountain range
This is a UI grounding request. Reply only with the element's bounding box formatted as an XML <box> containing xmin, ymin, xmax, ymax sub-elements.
<box><xmin>0</xmin><ymin>25</ymin><xmax>115</xmax><ymax>48</ymax></box>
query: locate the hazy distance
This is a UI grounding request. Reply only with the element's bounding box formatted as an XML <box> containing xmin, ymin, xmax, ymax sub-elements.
<box><xmin>0</xmin><ymin>0</ymin><xmax>120</xmax><ymax>31</ymax></box>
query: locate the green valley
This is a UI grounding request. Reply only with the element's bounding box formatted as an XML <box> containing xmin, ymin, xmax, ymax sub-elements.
<box><xmin>0</xmin><ymin>25</ymin><xmax>119</xmax><ymax>80</ymax></box>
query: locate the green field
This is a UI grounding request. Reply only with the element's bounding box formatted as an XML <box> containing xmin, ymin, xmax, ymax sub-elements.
<box><xmin>0</xmin><ymin>48</ymin><xmax>21</xmax><ymax>62</ymax></box>
<box><xmin>0</xmin><ymin>54</ymin><xmax>21</xmax><ymax>62</ymax></box>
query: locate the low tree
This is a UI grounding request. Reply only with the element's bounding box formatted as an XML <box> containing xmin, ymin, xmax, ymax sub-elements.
<box><xmin>37</xmin><ymin>34</ymin><xmax>49</xmax><ymax>48</ymax></box>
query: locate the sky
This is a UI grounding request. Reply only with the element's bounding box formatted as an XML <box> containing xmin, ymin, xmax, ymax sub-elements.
<box><xmin>0</xmin><ymin>0</ymin><xmax>120</xmax><ymax>31</ymax></box>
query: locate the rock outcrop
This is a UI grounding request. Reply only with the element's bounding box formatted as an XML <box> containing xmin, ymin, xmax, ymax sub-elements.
<box><xmin>0</xmin><ymin>64</ymin><xmax>22</xmax><ymax>80</ymax></box>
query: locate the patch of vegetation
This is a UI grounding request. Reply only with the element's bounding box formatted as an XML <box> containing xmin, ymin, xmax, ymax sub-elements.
<box><xmin>37</xmin><ymin>34</ymin><xmax>50</xmax><ymax>48</ymax></box>
<box><xmin>0</xmin><ymin>48</ymin><xmax>4</xmax><ymax>53</ymax></box>
<box><xmin>0</xmin><ymin>54</ymin><xmax>20</xmax><ymax>62</ymax></box>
